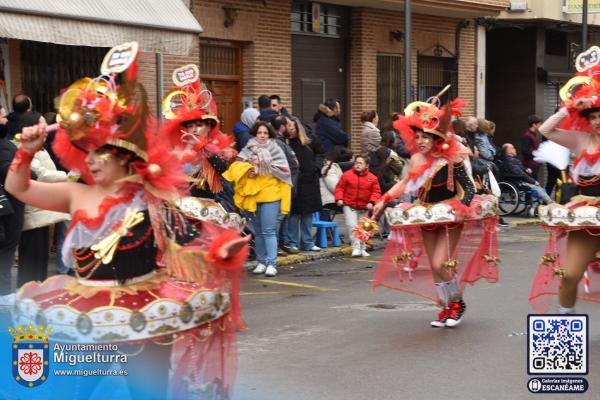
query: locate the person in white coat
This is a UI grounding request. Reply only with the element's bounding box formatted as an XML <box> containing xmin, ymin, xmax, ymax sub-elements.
<box><xmin>14</xmin><ymin>113</ymin><xmax>69</xmax><ymax>286</ymax></box>
<box><xmin>320</xmin><ymin>147</ymin><xmax>353</xmax><ymax>220</ymax></box>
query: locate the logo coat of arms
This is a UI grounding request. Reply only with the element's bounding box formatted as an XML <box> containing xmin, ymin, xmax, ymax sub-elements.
<box><xmin>9</xmin><ymin>324</ymin><xmax>51</xmax><ymax>388</ymax></box>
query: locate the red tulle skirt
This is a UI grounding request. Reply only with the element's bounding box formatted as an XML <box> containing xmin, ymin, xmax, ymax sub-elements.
<box><xmin>374</xmin><ymin>199</ymin><xmax>499</xmax><ymax>302</ymax></box>
<box><xmin>529</xmin><ymin>225</ymin><xmax>600</xmax><ymax>313</ymax></box>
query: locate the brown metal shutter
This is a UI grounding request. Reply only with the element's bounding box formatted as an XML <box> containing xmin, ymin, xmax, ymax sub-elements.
<box><xmin>292</xmin><ymin>35</ymin><xmax>347</xmax><ymax>131</ymax></box>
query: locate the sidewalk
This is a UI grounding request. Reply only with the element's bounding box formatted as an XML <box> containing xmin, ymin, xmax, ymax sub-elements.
<box><xmin>246</xmin><ymin>214</ymin><xmax>539</xmax><ymax>269</ymax></box>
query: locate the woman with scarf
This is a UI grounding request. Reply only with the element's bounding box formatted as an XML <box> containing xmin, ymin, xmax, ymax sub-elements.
<box><xmin>224</xmin><ymin>121</ymin><xmax>292</xmax><ymax>277</ymax></box>
<box><xmin>6</xmin><ymin>44</ymin><xmax>249</xmax><ymax>400</ymax></box>
<box><xmin>372</xmin><ymin>98</ymin><xmax>499</xmax><ymax>328</ymax></box>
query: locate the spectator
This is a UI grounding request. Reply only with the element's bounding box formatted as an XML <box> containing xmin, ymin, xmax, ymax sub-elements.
<box><xmin>369</xmin><ymin>147</ymin><xmax>395</xmax><ymax>194</ymax></box>
<box><xmin>520</xmin><ymin>114</ymin><xmax>542</xmax><ymax>179</ymax></box>
<box><xmin>270</xmin><ymin>95</ymin><xmax>290</xmax><ymax>117</ymax></box>
<box><xmin>16</xmin><ymin>113</ymin><xmax>69</xmax><ymax>287</ymax></box>
<box><xmin>257</xmin><ymin>95</ymin><xmax>279</xmax><ymax>122</ymax></box>
<box><xmin>500</xmin><ymin>143</ymin><xmax>552</xmax><ymax>204</ymax></box>
<box><xmin>42</xmin><ymin>112</ymin><xmax>72</xmax><ymax>275</ymax></box>
<box><xmin>233</xmin><ymin>108</ymin><xmax>260</xmax><ymax>152</ymax></box>
<box><xmin>271</xmin><ymin>115</ymin><xmax>300</xmax><ymax>255</ymax></box>
<box><xmin>360</xmin><ymin>110</ymin><xmax>381</xmax><ymax>154</ymax></box>
<box><xmin>225</xmin><ymin>121</ymin><xmax>293</xmax><ymax>277</ymax></box>
<box><xmin>314</xmin><ymin>98</ymin><xmax>349</xmax><ymax>153</ymax></box>
<box><xmin>465</xmin><ymin>116</ymin><xmax>487</xmax><ymax>180</ymax></box>
<box><xmin>5</xmin><ymin>94</ymin><xmax>33</xmax><ymax>140</ymax></box>
<box><xmin>0</xmin><ymin>106</ymin><xmax>7</xmax><ymax>138</ymax></box>
<box><xmin>475</xmin><ymin>118</ymin><xmax>498</xmax><ymax>174</ymax></box>
<box><xmin>320</xmin><ymin>147</ymin><xmax>353</xmax><ymax>218</ymax></box>
<box><xmin>380</xmin><ymin>130</ymin><xmax>406</xmax><ymax>180</ymax></box>
<box><xmin>382</xmin><ymin>113</ymin><xmax>410</xmax><ymax>158</ymax></box>
<box><xmin>286</xmin><ymin>116</ymin><xmax>323</xmax><ymax>252</ymax></box>
<box><xmin>0</xmin><ymin>108</ymin><xmax>22</xmax><ymax>294</ymax></box>
<box><xmin>334</xmin><ymin>155</ymin><xmax>381</xmax><ymax>257</ymax></box>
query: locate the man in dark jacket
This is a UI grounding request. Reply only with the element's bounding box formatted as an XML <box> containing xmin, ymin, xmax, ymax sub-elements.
<box><xmin>519</xmin><ymin>114</ymin><xmax>542</xmax><ymax>179</ymax></box>
<box><xmin>500</xmin><ymin>143</ymin><xmax>552</xmax><ymax>204</ymax></box>
<box><xmin>257</xmin><ymin>95</ymin><xmax>279</xmax><ymax>123</ymax></box>
<box><xmin>5</xmin><ymin>94</ymin><xmax>34</xmax><ymax>140</ymax></box>
<box><xmin>313</xmin><ymin>99</ymin><xmax>349</xmax><ymax>153</ymax></box>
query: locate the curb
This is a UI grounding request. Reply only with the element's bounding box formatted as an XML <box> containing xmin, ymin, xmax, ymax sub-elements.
<box><xmin>245</xmin><ymin>240</ymin><xmax>387</xmax><ymax>268</ymax></box>
<box><xmin>508</xmin><ymin>218</ymin><xmax>539</xmax><ymax>226</ymax></box>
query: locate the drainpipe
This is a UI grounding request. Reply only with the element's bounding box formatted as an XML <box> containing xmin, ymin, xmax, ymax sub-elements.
<box><xmin>156</xmin><ymin>52</ymin><xmax>164</xmax><ymax>119</ymax></box>
<box><xmin>404</xmin><ymin>0</ymin><xmax>412</xmax><ymax>104</ymax></box>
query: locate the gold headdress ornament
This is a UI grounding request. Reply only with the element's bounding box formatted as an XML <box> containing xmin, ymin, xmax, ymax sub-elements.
<box><xmin>403</xmin><ymin>84</ymin><xmax>452</xmax><ymax>138</ymax></box>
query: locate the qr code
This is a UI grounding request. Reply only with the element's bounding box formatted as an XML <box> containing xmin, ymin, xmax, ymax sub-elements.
<box><xmin>528</xmin><ymin>315</ymin><xmax>588</xmax><ymax>375</ymax></box>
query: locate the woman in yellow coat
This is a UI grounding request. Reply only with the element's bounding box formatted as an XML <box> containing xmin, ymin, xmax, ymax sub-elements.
<box><xmin>224</xmin><ymin>121</ymin><xmax>292</xmax><ymax>277</ymax></box>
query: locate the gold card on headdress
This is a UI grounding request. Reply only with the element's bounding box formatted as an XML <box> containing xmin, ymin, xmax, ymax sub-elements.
<box><xmin>101</xmin><ymin>42</ymin><xmax>139</xmax><ymax>75</ymax></box>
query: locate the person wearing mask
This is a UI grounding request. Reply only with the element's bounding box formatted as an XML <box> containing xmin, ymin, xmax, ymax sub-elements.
<box><xmin>233</xmin><ymin>108</ymin><xmax>260</xmax><ymax>152</ymax></box>
<box><xmin>314</xmin><ymin>98</ymin><xmax>349</xmax><ymax>153</ymax></box>
<box><xmin>286</xmin><ymin>116</ymin><xmax>323</xmax><ymax>252</ymax></box>
<box><xmin>225</xmin><ymin>121</ymin><xmax>293</xmax><ymax>277</ymax></box>
<box><xmin>334</xmin><ymin>155</ymin><xmax>381</xmax><ymax>257</ymax></box>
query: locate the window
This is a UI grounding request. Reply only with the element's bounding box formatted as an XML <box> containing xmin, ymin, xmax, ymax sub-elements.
<box><xmin>546</xmin><ymin>30</ymin><xmax>567</xmax><ymax>56</ymax></box>
<box><xmin>377</xmin><ymin>54</ymin><xmax>403</xmax><ymax>123</ymax></box>
<box><xmin>417</xmin><ymin>56</ymin><xmax>458</xmax><ymax>102</ymax></box>
<box><xmin>291</xmin><ymin>1</ymin><xmax>347</xmax><ymax>37</ymax></box>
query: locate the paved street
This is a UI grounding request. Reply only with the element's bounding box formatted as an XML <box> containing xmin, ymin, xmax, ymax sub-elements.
<box><xmin>235</xmin><ymin>225</ymin><xmax>600</xmax><ymax>400</ymax></box>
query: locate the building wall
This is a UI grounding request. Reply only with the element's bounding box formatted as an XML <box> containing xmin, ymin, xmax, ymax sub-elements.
<box><xmin>188</xmin><ymin>0</ymin><xmax>293</xmax><ymax>111</ymax></box>
<box><xmin>8</xmin><ymin>39</ymin><xmax>21</xmax><ymax>99</ymax></box>
<box><xmin>349</xmin><ymin>7</ymin><xmax>476</xmax><ymax>153</ymax></box>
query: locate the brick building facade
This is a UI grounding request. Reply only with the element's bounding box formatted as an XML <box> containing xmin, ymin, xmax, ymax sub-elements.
<box><xmin>1</xmin><ymin>0</ymin><xmax>508</xmax><ymax>151</ymax></box>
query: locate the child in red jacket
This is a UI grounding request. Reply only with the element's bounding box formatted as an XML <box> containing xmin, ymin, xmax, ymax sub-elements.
<box><xmin>334</xmin><ymin>155</ymin><xmax>381</xmax><ymax>257</ymax></box>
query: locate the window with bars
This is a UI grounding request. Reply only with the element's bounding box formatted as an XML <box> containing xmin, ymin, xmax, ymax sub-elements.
<box><xmin>291</xmin><ymin>1</ymin><xmax>347</xmax><ymax>37</ymax></box>
<box><xmin>199</xmin><ymin>44</ymin><xmax>241</xmax><ymax>78</ymax></box>
<box><xmin>417</xmin><ymin>56</ymin><xmax>458</xmax><ymax>102</ymax></box>
<box><xmin>377</xmin><ymin>54</ymin><xmax>403</xmax><ymax>123</ymax></box>
<box><xmin>20</xmin><ymin>41</ymin><xmax>106</xmax><ymax>114</ymax></box>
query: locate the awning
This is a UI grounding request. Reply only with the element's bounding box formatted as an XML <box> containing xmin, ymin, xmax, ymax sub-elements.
<box><xmin>0</xmin><ymin>0</ymin><xmax>203</xmax><ymax>55</ymax></box>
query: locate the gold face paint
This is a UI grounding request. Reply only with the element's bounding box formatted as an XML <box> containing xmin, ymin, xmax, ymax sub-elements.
<box><xmin>98</xmin><ymin>153</ymin><xmax>113</xmax><ymax>163</ymax></box>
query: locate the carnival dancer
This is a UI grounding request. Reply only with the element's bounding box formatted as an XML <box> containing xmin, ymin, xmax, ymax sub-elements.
<box><xmin>6</xmin><ymin>43</ymin><xmax>249</xmax><ymax>399</ymax></box>
<box><xmin>530</xmin><ymin>46</ymin><xmax>600</xmax><ymax>314</ymax></box>
<box><xmin>161</xmin><ymin>64</ymin><xmax>236</xmax><ymax>201</ymax></box>
<box><xmin>372</xmin><ymin>95</ymin><xmax>499</xmax><ymax>328</ymax></box>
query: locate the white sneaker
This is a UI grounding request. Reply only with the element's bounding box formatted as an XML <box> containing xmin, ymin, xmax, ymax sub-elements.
<box><xmin>265</xmin><ymin>265</ymin><xmax>278</xmax><ymax>277</ymax></box>
<box><xmin>252</xmin><ymin>263</ymin><xmax>267</xmax><ymax>275</ymax></box>
<box><xmin>351</xmin><ymin>249</ymin><xmax>361</xmax><ymax>257</ymax></box>
<box><xmin>309</xmin><ymin>245</ymin><xmax>321</xmax><ymax>252</ymax></box>
<box><xmin>361</xmin><ymin>250</ymin><xmax>370</xmax><ymax>257</ymax></box>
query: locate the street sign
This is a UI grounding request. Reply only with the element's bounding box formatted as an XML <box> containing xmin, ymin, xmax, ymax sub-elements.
<box><xmin>564</xmin><ymin>0</ymin><xmax>600</xmax><ymax>13</ymax></box>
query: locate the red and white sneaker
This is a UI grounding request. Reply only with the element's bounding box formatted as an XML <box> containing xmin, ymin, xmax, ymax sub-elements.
<box><xmin>445</xmin><ymin>300</ymin><xmax>466</xmax><ymax>327</ymax></box>
<box><xmin>430</xmin><ymin>308</ymin><xmax>450</xmax><ymax>328</ymax></box>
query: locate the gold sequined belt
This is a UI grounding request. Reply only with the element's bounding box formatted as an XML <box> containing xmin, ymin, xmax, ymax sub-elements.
<box><xmin>77</xmin><ymin>271</ymin><xmax>157</xmax><ymax>287</ymax></box>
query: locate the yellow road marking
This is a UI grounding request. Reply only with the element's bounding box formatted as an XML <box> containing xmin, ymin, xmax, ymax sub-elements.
<box><xmin>252</xmin><ymin>279</ymin><xmax>338</xmax><ymax>292</ymax></box>
<box><xmin>240</xmin><ymin>291</ymin><xmax>290</xmax><ymax>296</ymax></box>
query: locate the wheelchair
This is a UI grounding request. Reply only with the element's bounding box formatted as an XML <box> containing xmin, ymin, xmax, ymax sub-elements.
<box><xmin>497</xmin><ymin>177</ymin><xmax>544</xmax><ymax>217</ymax></box>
